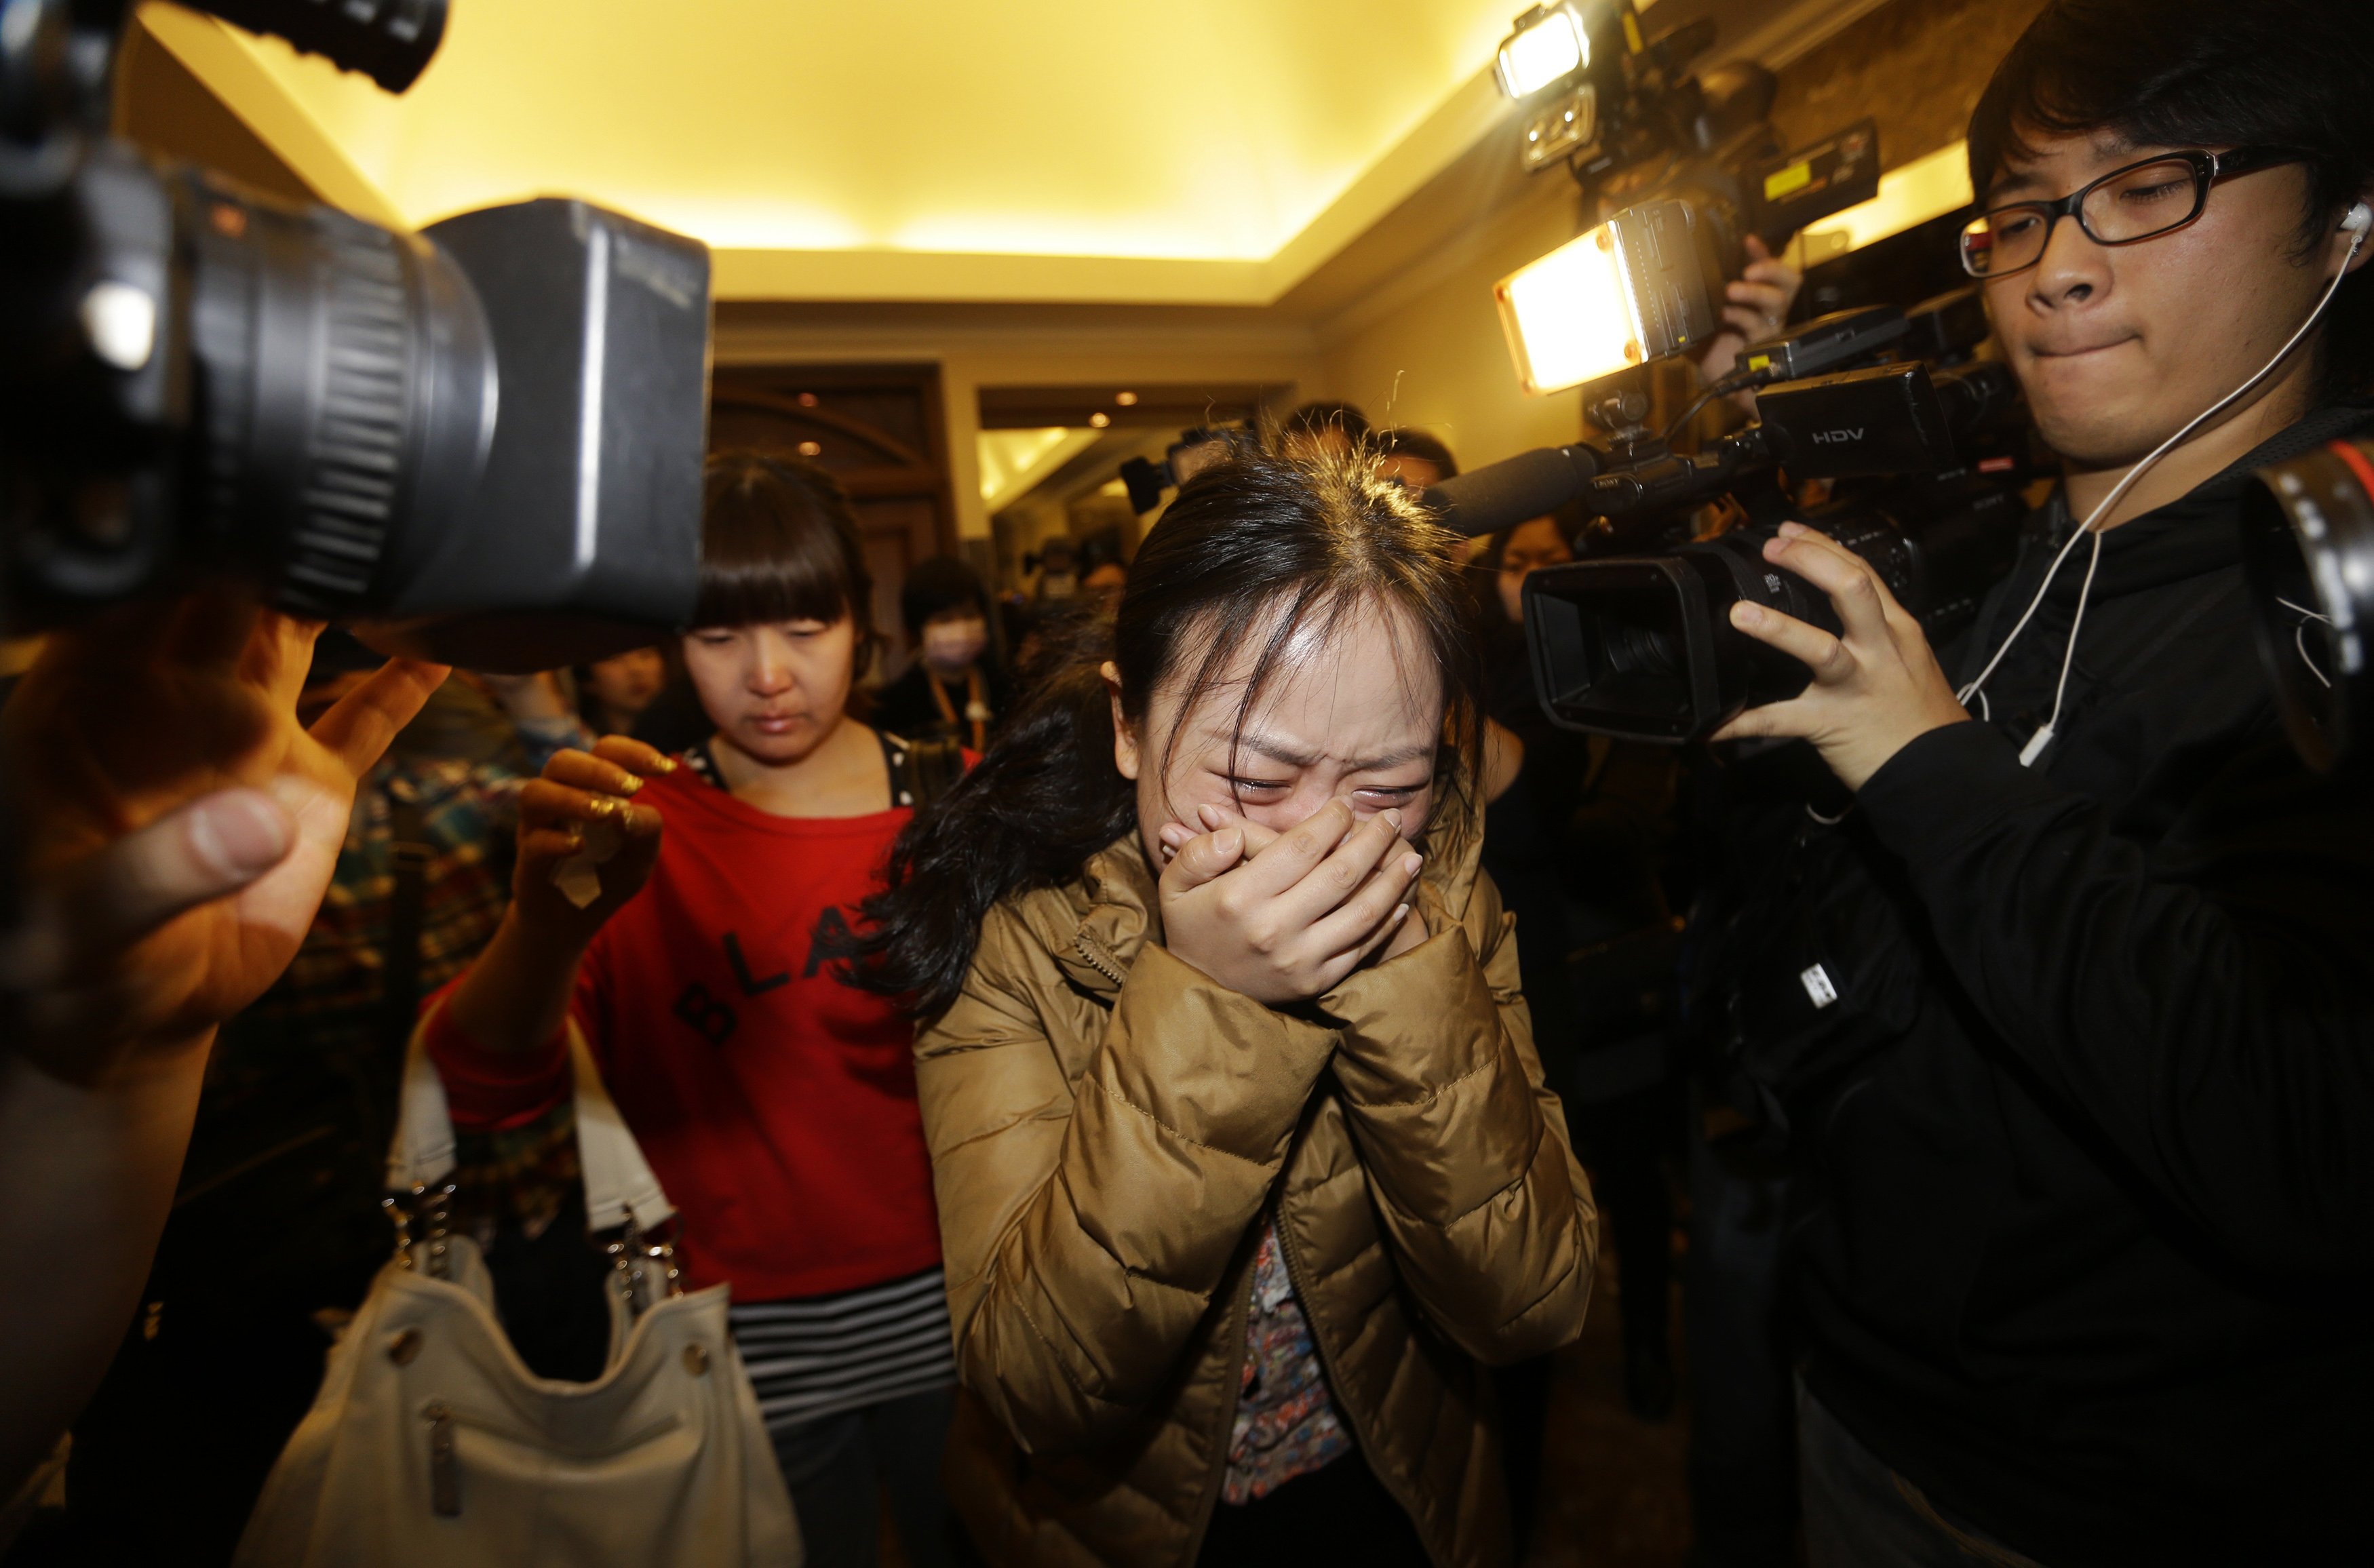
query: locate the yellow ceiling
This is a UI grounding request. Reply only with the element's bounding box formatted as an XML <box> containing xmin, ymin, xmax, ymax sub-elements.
<box><xmin>139</xmin><ymin>0</ymin><xmax>1530</xmax><ymax>304</ymax></box>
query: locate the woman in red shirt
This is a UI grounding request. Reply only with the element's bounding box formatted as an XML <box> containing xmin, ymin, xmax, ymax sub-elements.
<box><xmin>426</xmin><ymin>454</ymin><xmax>961</xmax><ymax>1568</ymax></box>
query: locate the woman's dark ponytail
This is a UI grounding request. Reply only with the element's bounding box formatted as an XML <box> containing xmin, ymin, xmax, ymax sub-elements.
<box><xmin>841</xmin><ymin>621</ymin><xmax>1135</xmax><ymax>1017</ymax></box>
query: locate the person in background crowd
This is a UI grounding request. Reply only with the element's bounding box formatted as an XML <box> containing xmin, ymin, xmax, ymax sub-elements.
<box><xmin>1374</xmin><ymin>427</ymin><xmax>1458</xmax><ymax>490</ymax></box>
<box><xmin>1468</xmin><ymin>505</ymin><xmax>1688</xmax><ymax>1556</ymax></box>
<box><xmin>1645</xmin><ymin>219</ymin><xmax>1806</xmax><ymax>1568</ymax></box>
<box><xmin>1279</xmin><ymin>398</ymin><xmax>1371</xmax><ymax>460</ymax></box>
<box><xmin>875</xmin><ymin>554</ymin><xmax>1011</xmax><ymax>753</ymax></box>
<box><xmin>1024</xmin><ymin>534</ymin><xmax>1080</xmax><ymax>604</ymax></box>
<box><xmin>847</xmin><ymin>446</ymin><xmax>1596</xmax><ymax>1568</ymax></box>
<box><xmin>1077</xmin><ymin>541</ymin><xmax>1128</xmax><ymax>614</ymax></box>
<box><xmin>423</xmin><ymin>454</ymin><xmax>967</xmax><ymax>1568</ymax></box>
<box><xmin>47</xmin><ymin>638</ymin><xmax>585</xmax><ymax>1567</ymax></box>
<box><xmin>575</xmin><ymin>645</ymin><xmax>669</xmax><ymax>737</ymax></box>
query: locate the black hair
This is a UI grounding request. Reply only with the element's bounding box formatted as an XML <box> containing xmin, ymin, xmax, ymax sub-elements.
<box><xmin>843</xmin><ymin>445</ymin><xmax>1484</xmax><ymax>1019</ymax></box>
<box><xmin>1968</xmin><ymin>0</ymin><xmax>2374</xmax><ymax>397</ymax></box>
<box><xmin>695</xmin><ymin>452</ymin><xmax>875</xmax><ymax>641</ymax></box>
<box><xmin>1475</xmin><ymin>501</ymin><xmax>1588</xmax><ymax>574</ymax></box>
<box><xmin>572</xmin><ymin>645</ymin><xmax>673</xmax><ymax>735</ymax></box>
<box><xmin>1376</xmin><ymin>427</ymin><xmax>1460</xmax><ymax>480</ymax></box>
<box><xmin>1281</xmin><ymin>399</ymin><xmax>1373</xmax><ymax>446</ymax></box>
<box><xmin>900</xmin><ymin>554</ymin><xmax>989</xmax><ymax>638</ymax></box>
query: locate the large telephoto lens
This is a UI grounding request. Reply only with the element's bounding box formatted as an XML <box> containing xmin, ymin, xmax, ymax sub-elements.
<box><xmin>1524</xmin><ymin>520</ymin><xmax>1922</xmax><ymax>741</ymax></box>
<box><xmin>2240</xmin><ymin>438</ymin><xmax>2374</xmax><ymax>772</ymax></box>
<box><xmin>180</xmin><ymin>170</ymin><xmax>497</xmax><ymax>619</ymax></box>
<box><xmin>185</xmin><ymin>167</ymin><xmax>501</xmax><ymax>616</ymax></box>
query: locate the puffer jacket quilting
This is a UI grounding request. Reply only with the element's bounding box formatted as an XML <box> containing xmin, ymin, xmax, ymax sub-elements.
<box><xmin>914</xmin><ymin>792</ymin><xmax>1599</xmax><ymax>1567</ymax></box>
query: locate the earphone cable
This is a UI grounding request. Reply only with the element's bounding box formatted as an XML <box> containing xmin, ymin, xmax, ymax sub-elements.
<box><xmin>1960</xmin><ymin>216</ymin><xmax>2369</xmax><ymax>766</ymax></box>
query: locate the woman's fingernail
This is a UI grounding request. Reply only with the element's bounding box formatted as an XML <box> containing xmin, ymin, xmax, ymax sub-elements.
<box><xmin>1199</xmin><ymin>804</ymin><xmax>1226</xmax><ymax>828</ymax></box>
<box><xmin>1778</xmin><ymin>521</ymin><xmax>1806</xmax><ymax>538</ymax></box>
<box><xmin>1393</xmin><ymin>903</ymin><xmax>1410</xmax><ymax>923</ymax></box>
<box><xmin>1734</xmin><ymin>603</ymin><xmax>1764</xmax><ymax>628</ymax></box>
<box><xmin>1402</xmin><ymin>852</ymin><xmax>1423</xmax><ymax>877</ymax></box>
<box><xmin>1384</xmin><ymin>808</ymin><xmax>1404</xmax><ymax>831</ymax></box>
<box><xmin>617</xmin><ymin>775</ymin><xmax>644</xmax><ymax>795</ymax></box>
<box><xmin>655</xmin><ymin>753</ymin><xmax>680</xmax><ymax>772</ymax></box>
<box><xmin>1159</xmin><ymin>823</ymin><xmax>1190</xmax><ymax>848</ymax></box>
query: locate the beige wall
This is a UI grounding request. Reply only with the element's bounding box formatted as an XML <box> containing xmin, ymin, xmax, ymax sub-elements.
<box><xmin>1312</xmin><ymin>168</ymin><xmax>1586</xmax><ymax>475</ymax></box>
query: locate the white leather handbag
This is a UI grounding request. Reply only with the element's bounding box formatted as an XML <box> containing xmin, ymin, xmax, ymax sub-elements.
<box><xmin>235</xmin><ymin>1022</ymin><xmax>802</xmax><ymax>1568</ymax></box>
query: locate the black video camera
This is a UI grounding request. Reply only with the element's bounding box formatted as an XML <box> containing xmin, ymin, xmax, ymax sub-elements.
<box><xmin>1</xmin><ymin>0</ymin><xmax>713</xmax><ymax>669</ymax></box>
<box><xmin>1427</xmin><ymin>292</ymin><xmax>2034</xmax><ymax>743</ymax></box>
<box><xmin>1497</xmin><ymin>0</ymin><xmax>1881</xmax><ymax>303</ymax></box>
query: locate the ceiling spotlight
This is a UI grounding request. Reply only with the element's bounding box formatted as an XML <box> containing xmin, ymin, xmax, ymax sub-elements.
<box><xmin>1089</xmin><ymin>412</ymin><xmax>1110</xmax><ymax>428</ymax></box>
<box><xmin>1114</xmin><ymin>391</ymin><xmax>1139</xmax><ymax>406</ymax></box>
<box><xmin>1495</xmin><ymin>3</ymin><xmax>1589</xmax><ymax>100</ymax></box>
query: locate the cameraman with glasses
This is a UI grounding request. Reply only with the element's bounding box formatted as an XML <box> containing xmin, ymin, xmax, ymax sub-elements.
<box><xmin>1690</xmin><ymin>1</ymin><xmax>2374</xmax><ymax>1563</ymax></box>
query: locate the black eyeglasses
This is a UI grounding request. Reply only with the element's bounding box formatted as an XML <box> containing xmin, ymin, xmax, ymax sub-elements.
<box><xmin>1958</xmin><ymin>146</ymin><xmax>2310</xmax><ymax>279</ymax></box>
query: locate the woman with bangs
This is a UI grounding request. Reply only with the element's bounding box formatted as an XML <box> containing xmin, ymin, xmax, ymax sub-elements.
<box><xmin>845</xmin><ymin>445</ymin><xmax>1599</xmax><ymax>1568</ymax></box>
<box><xmin>423</xmin><ymin>452</ymin><xmax>966</xmax><ymax>1568</ymax></box>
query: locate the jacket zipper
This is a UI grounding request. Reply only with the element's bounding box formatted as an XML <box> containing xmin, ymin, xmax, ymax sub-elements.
<box><xmin>1178</xmin><ymin>1260</ymin><xmax>1254</xmax><ymax>1568</ymax></box>
<box><xmin>1270</xmin><ymin>1196</ymin><xmax>1445</xmax><ymax>1568</ymax></box>
<box><xmin>1073</xmin><ymin>930</ymin><xmax>1127</xmax><ymax>987</ymax></box>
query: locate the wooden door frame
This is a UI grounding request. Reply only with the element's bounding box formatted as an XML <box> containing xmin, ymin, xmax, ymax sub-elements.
<box><xmin>708</xmin><ymin>363</ymin><xmax>960</xmax><ymax>557</ymax></box>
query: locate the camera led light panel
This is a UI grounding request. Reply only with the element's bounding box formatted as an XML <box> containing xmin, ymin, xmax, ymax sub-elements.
<box><xmin>1496</xmin><ymin>4</ymin><xmax>1590</xmax><ymax>98</ymax></box>
<box><xmin>1495</xmin><ymin>201</ymin><xmax>1716</xmax><ymax>395</ymax></box>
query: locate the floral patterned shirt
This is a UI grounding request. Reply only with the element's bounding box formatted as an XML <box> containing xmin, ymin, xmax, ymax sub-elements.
<box><xmin>1222</xmin><ymin>1215</ymin><xmax>1353</xmax><ymax>1503</ymax></box>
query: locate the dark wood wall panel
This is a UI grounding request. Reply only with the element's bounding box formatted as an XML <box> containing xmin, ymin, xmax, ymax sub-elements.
<box><xmin>709</xmin><ymin>366</ymin><xmax>958</xmax><ymax>673</ymax></box>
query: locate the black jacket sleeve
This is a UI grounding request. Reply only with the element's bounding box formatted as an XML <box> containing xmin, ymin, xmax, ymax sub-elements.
<box><xmin>1854</xmin><ymin>720</ymin><xmax>2374</xmax><ymax>1276</ymax></box>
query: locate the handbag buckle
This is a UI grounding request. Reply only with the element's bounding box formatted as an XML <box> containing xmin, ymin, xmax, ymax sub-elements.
<box><xmin>383</xmin><ymin>1181</ymin><xmax>460</xmax><ymax>1278</ymax></box>
<box><xmin>604</xmin><ymin>1211</ymin><xmax>684</xmax><ymax>1318</ymax></box>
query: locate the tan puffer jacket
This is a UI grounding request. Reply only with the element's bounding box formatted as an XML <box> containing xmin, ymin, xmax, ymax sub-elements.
<box><xmin>914</xmin><ymin>792</ymin><xmax>1599</xmax><ymax>1568</ymax></box>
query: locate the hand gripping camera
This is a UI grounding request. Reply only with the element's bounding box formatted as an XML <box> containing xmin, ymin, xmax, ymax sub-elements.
<box><xmin>1425</xmin><ymin>294</ymin><xmax>2033</xmax><ymax>743</ymax></box>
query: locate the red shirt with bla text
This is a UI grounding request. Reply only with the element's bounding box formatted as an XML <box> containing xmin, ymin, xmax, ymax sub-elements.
<box><xmin>427</xmin><ymin>765</ymin><xmax>938</xmax><ymax>1301</ymax></box>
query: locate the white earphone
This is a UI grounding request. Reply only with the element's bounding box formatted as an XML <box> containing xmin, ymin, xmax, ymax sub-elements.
<box><xmin>1958</xmin><ymin>196</ymin><xmax>2373</xmax><ymax>768</ymax></box>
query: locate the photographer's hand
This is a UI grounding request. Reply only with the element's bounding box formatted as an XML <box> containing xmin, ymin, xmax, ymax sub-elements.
<box><xmin>3</xmin><ymin>594</ymin><xmax>447</xmax><ymax>1076</ymax></box>
<box><xmin>0</xmin><ymin>590</ymin><xmax>443</xmax><ymax>1500</ymax></box>
<box><xmin>1709</xmin><ymin>523</ymin><xmax>1970</xmax><ymax>789</ymax></box>
<box><xmin>1156</xmin><ymin>798</ymin><xmax>1421</xmax><ymax>1004</ymax></box>
<box><xmin>1696</xmin><ymin>237</ymin><xmax>1806</xmax><ymax>393</ymax></box>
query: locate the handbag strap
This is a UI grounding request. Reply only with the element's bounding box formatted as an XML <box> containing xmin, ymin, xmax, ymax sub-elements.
<box><xmin>384</xmin><ymin>1017</ymin><xmax>676</xmax><ymax>1235</ymax></box>
<box><xmin>566</xmin><ymin>1029</ymin><xmax>675</xmax><ymax>1232</ymax></box>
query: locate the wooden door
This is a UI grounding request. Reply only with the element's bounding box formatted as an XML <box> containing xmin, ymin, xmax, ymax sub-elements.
<box><xmin>708</xmin><ymin>366</ymin><xmax>958</xmax><ymax>675</ymax></box>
